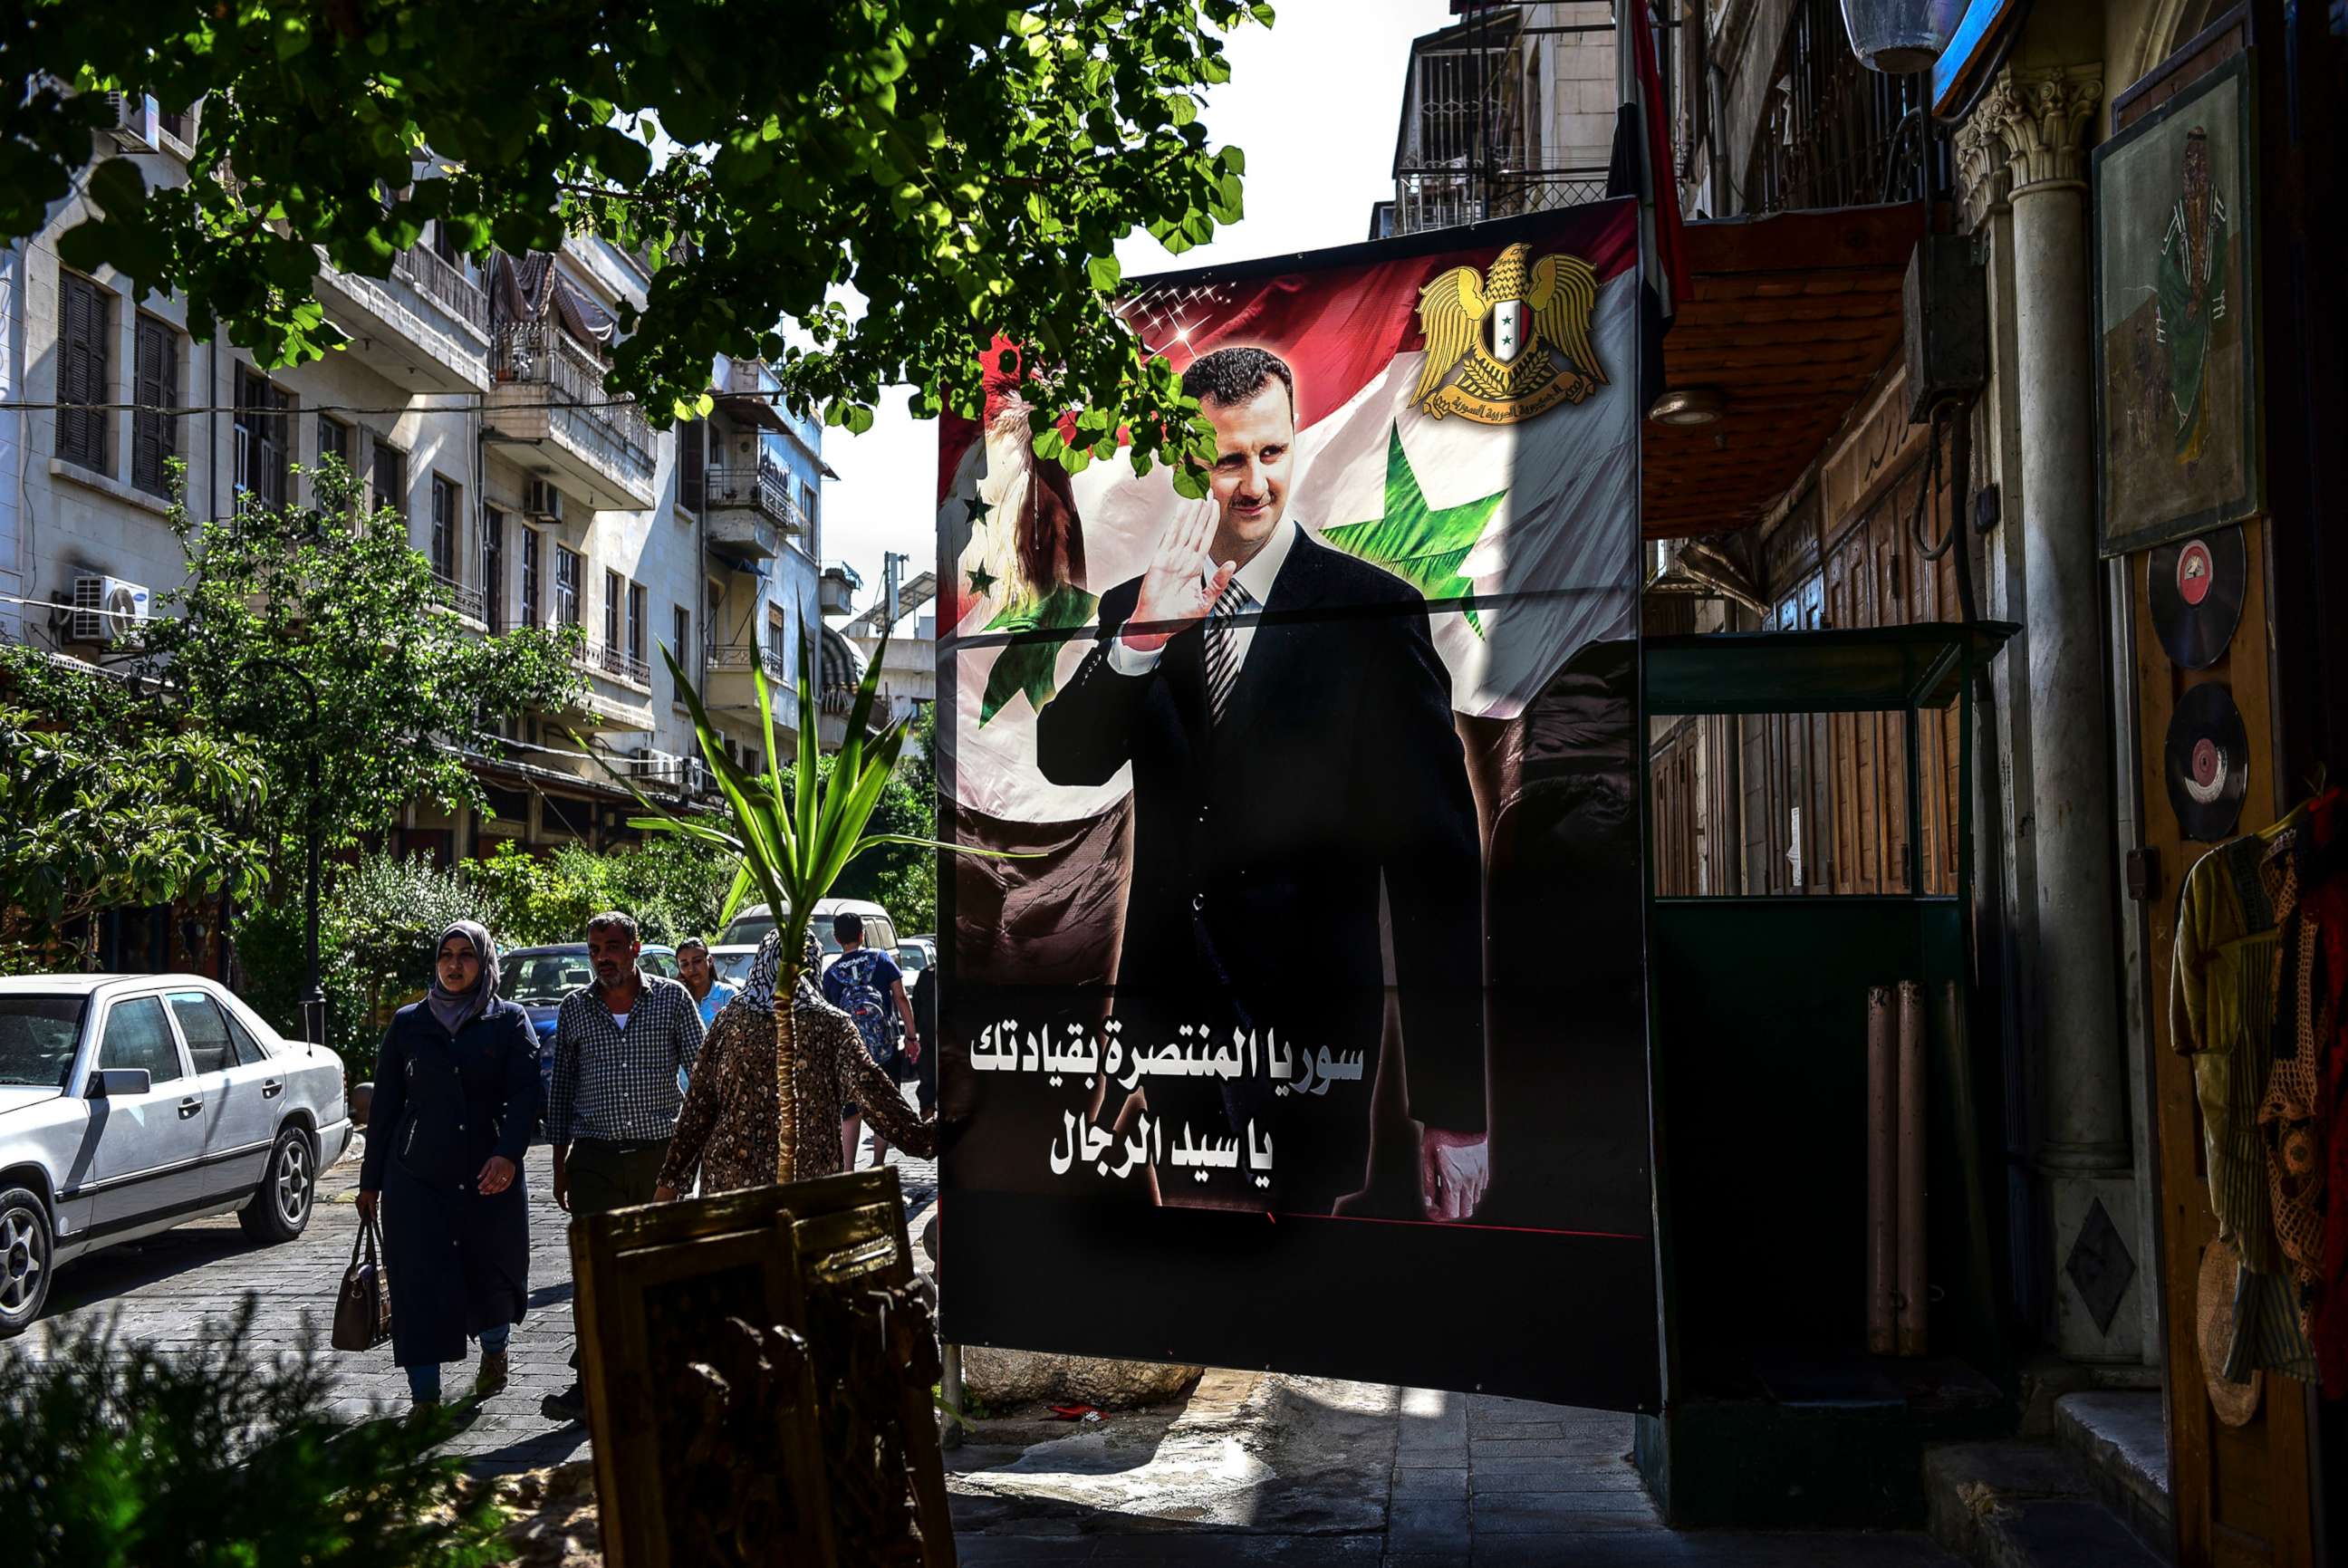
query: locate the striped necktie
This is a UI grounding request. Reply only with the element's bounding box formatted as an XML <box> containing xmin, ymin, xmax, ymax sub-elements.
<box><xmin>1203</xmin><ymin>579</ymin><xmax>1253</xmax><ymax>725</ymax></box>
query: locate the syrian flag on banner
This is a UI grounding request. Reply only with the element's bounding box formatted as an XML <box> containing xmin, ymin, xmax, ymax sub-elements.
<box><xmin>939</xmin><ymin>202</ymin><xmax>1641</xmax><ymax>852</ymax></box>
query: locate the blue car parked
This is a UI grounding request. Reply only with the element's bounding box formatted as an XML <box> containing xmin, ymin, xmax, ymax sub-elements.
<box><xmin>497</xmin><ymin>943</ymin><xmax>679</xmax><ymax>1108</ymax></box>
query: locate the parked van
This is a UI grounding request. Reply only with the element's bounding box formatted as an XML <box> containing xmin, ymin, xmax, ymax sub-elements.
<box><xmin>718</xmin><ymin>900</ymin><xmax>898</xmax><ymax>970</ymax></box>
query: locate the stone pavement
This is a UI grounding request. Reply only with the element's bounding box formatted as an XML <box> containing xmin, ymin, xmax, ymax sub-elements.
<box><xmin>31</xmin><ymin>1111</ymin><xmax>937</xmax><ymax>1476</ymax></box>
<box><xmin>24</xmin><ymin>1103</ymin><xmax>1960</xmax><ymax>1564</ymax></box>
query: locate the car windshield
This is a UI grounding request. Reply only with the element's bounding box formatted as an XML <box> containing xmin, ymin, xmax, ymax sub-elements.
<box><xmin>896</xmin><ymin>944</ymin><xmax>929</xmax><ymax>972</ymax></box>
<box><xmin>500</xmin><ymin>952</ymin><xmax>594</xmax><ymax>1005</ymax></box>
<box><xmin>711</xmin><ymin>950</ymin><xmax>759</xmax><ymax>985</ymax></box>
<box><xmin>721</xmin><ymin>912</ymin><xmax>840</xmax><ymax>957</ymax></box>
<box><xmin>0</xmin><ymin>996</ymin><xmax>87</xmax><ymax>1088</ymax></box>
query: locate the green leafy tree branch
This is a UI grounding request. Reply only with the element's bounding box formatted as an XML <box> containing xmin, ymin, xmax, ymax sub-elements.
<box><xmin>5</xmin><ymin>0</ymin><xmax>1272</xmax><ymax>485</ymax></box>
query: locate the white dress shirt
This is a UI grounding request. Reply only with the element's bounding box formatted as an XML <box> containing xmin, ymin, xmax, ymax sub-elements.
<box><xmin>1108</xmin><ymin>518</ymin><xmax>1302</xmax><ymax>679</ymax></box>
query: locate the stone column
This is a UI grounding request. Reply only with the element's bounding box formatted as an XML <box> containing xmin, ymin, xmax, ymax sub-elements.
<box><xmin>1974</xmin><ymin>64</ymin><xmax>2141</xmax><ymax>1362</ymax></box>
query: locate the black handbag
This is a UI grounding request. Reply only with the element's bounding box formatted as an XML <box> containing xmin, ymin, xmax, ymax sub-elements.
<box><xmin>332</xmin><ymin>1211</ymin><xmax>393</xmax><ymax>1352</ymax></box>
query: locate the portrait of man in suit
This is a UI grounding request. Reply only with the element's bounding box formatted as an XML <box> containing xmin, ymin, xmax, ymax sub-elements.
<box><xmin>1034</xmin><ymin>345</ymin><xmax>1490</xmax><ymax>1222</ymax></box>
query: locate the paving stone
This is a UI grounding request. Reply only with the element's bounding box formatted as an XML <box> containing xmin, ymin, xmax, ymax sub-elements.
<box><xmin>1471</xmin><ymin>1490</ymin><xmax>1660</xmax><ymax>1532</ymax></box>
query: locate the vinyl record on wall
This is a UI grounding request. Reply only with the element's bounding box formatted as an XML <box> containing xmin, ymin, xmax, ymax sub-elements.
<box><xmin>2149</xmin><ymin>527</ymin><xmax>2247</xmax><ymax>670</ymax></box>
<box><xmin>2165</xmin><ymin>681</ymin><xmax>2251</xmax><ymax>842</ymax></box>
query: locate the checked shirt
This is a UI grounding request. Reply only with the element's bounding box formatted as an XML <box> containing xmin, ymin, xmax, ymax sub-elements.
<box><xmin>545</xmin><ymin>972</ymin><xmax>706</xmax><ymax>1146</ymax></box>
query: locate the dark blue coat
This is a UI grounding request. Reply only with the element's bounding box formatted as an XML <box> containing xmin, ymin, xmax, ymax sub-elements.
<box><xmin>360</xmin><ymin>996</ymin><xmax>539</xmax><ymax>1368</ymax></box>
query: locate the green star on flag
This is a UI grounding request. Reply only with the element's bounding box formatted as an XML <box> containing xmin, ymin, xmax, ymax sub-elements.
<box><xmin>979</xmin><ymin>582</ymin><xmax>1098</xmax><ymax>725</ymax></box>
<box><xmin>965</xmin><ymin>563</ymin><xmax>997</xmax><ymax>596</ymax></box>
<box><xmin>1322</xmin><ymin>423</ymin><xmax>1505</xmax><ymax>637</ymax></box>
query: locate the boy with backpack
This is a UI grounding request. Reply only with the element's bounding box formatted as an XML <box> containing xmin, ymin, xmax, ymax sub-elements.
<box><xmin>822</xmin><ymin>911</ymin><xmax>922</xmax><ymax>1169</ymax></box>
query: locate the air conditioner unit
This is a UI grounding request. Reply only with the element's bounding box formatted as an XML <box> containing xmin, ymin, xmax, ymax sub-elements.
<box><xmin>105</xmin><ymin>91</ymin><xmax>159</xmax><ymax>151</ymax></box>
<box><xmin>524</xmin><ymin>480</ymin><xmax>564</xmax><ymax>524</ymax></box>
<box><xmin>71</xmin><ymin>574</ymin><xmax>153</xmax><ymax>645</ymax></box>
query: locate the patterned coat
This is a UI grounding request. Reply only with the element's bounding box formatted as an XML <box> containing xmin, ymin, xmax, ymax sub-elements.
<box><xmin>659</xmin><ymin>974</ymin><xmax>935</xmax><ymax>1196</ymax></box>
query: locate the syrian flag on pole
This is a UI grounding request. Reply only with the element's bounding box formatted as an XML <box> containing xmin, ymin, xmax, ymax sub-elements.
<box><xmin>937</xmin><ymin>201</ymin><xmax>1642</xmax><ymax>984</ymax></box>
<box><xmin>1609</xmin><ymin>0</ymin><xmax>1689</xmax><ymax>320</ymax></box>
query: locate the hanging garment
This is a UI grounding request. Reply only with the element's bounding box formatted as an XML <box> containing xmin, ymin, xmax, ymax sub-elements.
<box><xmin>2174</xmin><ymin>809</ymin><xmax>2318</xmax><ymax>1380</ymax></box>
<box><xmin>2254</xmin><ymin>786</ymin><xmax>2347</xmax><ymax>1395</ymax></box>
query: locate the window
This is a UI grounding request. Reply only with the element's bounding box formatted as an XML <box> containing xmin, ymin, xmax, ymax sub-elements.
<box><xmin>166</xmin><ymin>992</ymin><xmax>236</xmax><ymax>1075</ymax></box>
<box><xmin>99</xmin><ymin>996</ymin><xmax>183</xmax><ymax>1084</ymax></box>
<box><xmin>159</xmin><ymin>104</ymin><xmax>194</xmax><ymax>144</ymax></box>
<box><xmin>234</xmin><ymin>368</ymin><xmax>293</xmax><ymax>509</ymax></box>
<box><xmin>220</xmin><ymin>1005</ymin><xmax>274</xmax><ymax>1066</ymax></box>
<box><xmin>57</xmin><ymin>272</ymin><xmax>112</xmax><ymax>472</ymax></box>
<box><xmin>131</xmin><ymin>314</ymin><xmax>181</xmax><ymax>496</ymax></box>
<box><xmin>766</xmin><ymin>602</ymin><xmax>787</xmax><ymax>662</ymax></box>
<box><xmin>428</xmin><ymin>217</ymin><xmax>459</xmax><ymax>265</ymax></box>
<box><xmin>483</xmin><ymin>507</ymin><xmax>506</xmax><ymax>632</ymax></box>
<box><xmin>521</xmin><ymin>526</ymin><xmax>543</xmax><ymax>629</ymax></box>
<box><xmin>678</xmin><ymin>419</ymin><xmax>706</xmax><ymax>510</ymax></box>
<box><xmin>604</xmin><ymin>569</ymin><xmax>622</xmax><ymax>652</ymax></box>
<box><xmin>317</xmin><ymin>413</ymin><xmax>351</xmax><ymax>482</ymax></box>
<box><xmin>628</xmin><ymin>582</ymin><xmax>647</xmax><ymax>665</ymax></box>
<box><xmin>430</xmin><ymin>474</ymin><xmax>460</xmax><ymax>584</ymax></box>
<box><xmin>370</xmin><ymin>438</ymin><xmax>407</xmax><ymax>521</ymax></box>
<box><xmin>672</xmin><ymin>604</ymin><xmax>690</xmax><ymax>685</ymax></box>
<box><xmin>555</xmin><ymin>545</ymin><xmax>582</xmax><ymax>627</ymax></box>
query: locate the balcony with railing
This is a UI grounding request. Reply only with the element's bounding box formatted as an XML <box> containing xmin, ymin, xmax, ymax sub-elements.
<box><xmin>703</xmin><ymin>462</ymin><xmax>807</xmax><ymax>562</ymax></box>
<box><xmin>486</xmin><ymin>322</ymin><xmax>658</xmax><ymax>510</ymax></box>
<box><xmin>430</xmin><ymin>572</ymin><xmax>487</xmax><ymax>625</ymax></box>
<box><xmin>314</xmin><ymin>238</ymin><xmax>490</xmax><ymax>395</ymax></box>
<box><xmin>1390</xmin><ymin>162</ymin><xmax>1613</xmax><ymax>236</ymax></box>
<box><xmin>580</xmin><ymin>636</ymin><xmax>652</xmax><ymax>689</ymax></box>
<box><xmin>394</xmin><ymin>243</ymin><xmax>488</xmax><ymax>333</ymax></box>
<box><xmin>702</xmin><ymin>641</ymin><xmax>794</xmax><ymax>725</ymax></box>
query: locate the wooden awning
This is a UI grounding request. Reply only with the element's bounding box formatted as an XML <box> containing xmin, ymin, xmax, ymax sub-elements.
<box><xmin>1642</xmin><ymin>205</ymin><xmax>1927</xmax><ymax>540</ymax></box>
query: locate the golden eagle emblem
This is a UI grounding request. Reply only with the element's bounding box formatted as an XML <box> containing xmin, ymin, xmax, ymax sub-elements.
<box><xmin>1412</xmin><ymin>241</ymin><xmax>1607</xmax><ymax>425</ymax></box>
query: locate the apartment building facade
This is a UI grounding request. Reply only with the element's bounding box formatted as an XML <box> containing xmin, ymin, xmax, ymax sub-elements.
<box><xmin>0</xmin><ymin>97</ymin><xmax>836</xmax><ymax>860</ymax></box>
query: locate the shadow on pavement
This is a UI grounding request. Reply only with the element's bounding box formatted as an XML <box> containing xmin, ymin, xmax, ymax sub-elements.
<box><xmin>41</xmin><ymin>1226</ymin><xmax>271</xmax><ymax>1320</ymax></box>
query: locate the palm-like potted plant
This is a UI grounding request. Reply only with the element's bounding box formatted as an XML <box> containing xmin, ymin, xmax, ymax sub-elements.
<box><xmin>595</xmin><ymin>633</ymin><xmax>996</xmax><ymax>1182</ymax></box>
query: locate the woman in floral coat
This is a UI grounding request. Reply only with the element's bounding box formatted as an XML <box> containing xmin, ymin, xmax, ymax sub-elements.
<box><xmin>656</xmin><ymin>928</ymin><xmax>935</xmax><ymax>1197</ymax></box>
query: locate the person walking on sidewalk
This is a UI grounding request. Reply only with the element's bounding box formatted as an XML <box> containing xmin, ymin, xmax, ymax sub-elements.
<box><xmin>356</xmin><ymin>920</ymin><xmax>539</xmax><ymax>1412</ymax></box>
<box><xmin>675</xmin><ymin>936</ymin><xmax>736</xmax><ymax>1032</ymax></box>
<box><xmin>541</xmin><ymin>909</ymin><xmax>705</xmax><ymax>1421</ymax></box>
<box><xmin>823</xmin><ymin>911</ymin><xmax>921</xmax><ymax>1170</ymax></box>
<box><xmin>655</xmin><ymin>928</ymin><xmax>936</xmax><ymax>1200</ymax></box>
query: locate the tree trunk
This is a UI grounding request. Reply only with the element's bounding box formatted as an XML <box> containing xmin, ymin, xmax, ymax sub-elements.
<box><xmin>773</xmin><ymin>957</ymin><xmax>801</xmax><ymax>1184</ymax></box>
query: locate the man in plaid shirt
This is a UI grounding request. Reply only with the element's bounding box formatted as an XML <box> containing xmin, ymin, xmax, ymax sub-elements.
<box><xmin>541</xmin><ymin>909</ymin><xmax>704</xmax><ymax>1420</ymax></box>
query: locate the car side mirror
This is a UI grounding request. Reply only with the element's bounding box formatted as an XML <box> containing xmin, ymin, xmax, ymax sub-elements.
<box><xmin>89</xmin><ymin>1067</ymin><xmax>153</xmax><ymax>1098</ymax></box>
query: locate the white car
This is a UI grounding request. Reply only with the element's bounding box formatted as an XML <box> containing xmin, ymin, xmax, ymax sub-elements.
<box><xmin>0</xmin><ymin>974</ymin><xmax>355</xmax><ymax>1337</ymax></box>
<box><xmin>720</xmin><ymin>899</ymin><xmax>900</xmax><ymax>972</ymax></box>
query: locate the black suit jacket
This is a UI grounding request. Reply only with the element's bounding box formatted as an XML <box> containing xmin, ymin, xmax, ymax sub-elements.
<box><xmin>1035</xmin><ymin>529</ymin><xmax>1487</xmax><ymax>1204</ymax></box>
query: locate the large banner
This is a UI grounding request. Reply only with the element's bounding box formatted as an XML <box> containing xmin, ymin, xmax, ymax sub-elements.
<box><xmin>936</xmin><ymin>203</ymin><xmax>1656</xmax><ymax>1409</ymax></box>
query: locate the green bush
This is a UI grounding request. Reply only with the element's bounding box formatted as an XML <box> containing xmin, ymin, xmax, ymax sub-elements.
<box><xmin>233</xmin><ymin>852</ymin><xmax>489</xmax><ymax>1079</ymax></box>
<box><xmin>469</xmin><ymin>836</ymin><xmax>735</xmax><ymax>950</ymax></box>
<box><xmin>0</xmin><ymin>1300</ymin><xmax>507</xmax><ymax>1567</ymax></box>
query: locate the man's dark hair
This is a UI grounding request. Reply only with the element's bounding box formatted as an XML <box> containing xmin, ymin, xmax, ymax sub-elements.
<box><xmin>586</xmin><ymin>910</ymin><xmax>639</xmax><ymax>943</ymax></box>
<box><xmin>1181</xmin><ymin>345</ymin><xmax>1294</xmax><ymax>418</ymax></box>
<box><xmin>676</xmin><ymin>937</ymin><xmax>709</xmax><ymax>957</ymax></box>
<box><xmin>832</xmin><ymin>911</ymin><xmax>865</xmax><ymax>945</ymax></box>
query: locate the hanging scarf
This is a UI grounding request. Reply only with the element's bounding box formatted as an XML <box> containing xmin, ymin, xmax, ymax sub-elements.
<box><xmin>736</xmin><ymin>926</ymin><xmax>823</xmax><ymax>1015</ymax></box>
<box><xmin>426</xmin><ymin>919</ymin><xmax>500</xmax><ymax>1035</ymax></box>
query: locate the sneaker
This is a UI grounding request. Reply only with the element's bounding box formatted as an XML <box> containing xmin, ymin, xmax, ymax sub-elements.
<box><xmin>406</xmin><ymin>1395</ymin><xmax>443</xmax><ymax>1426</ymax></box>
<box><xmin>475</xmin><ymin>1349</ymin><xmax>510</xmax><ymax>1398</ymax></box>
<box><xmin>542</xmin><ymin>1381</ymin><xmax>586</xmax><ymax>1423</ymax></box>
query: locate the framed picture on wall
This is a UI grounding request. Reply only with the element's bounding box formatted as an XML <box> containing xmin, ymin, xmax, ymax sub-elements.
<box><xmin>2092</xmin><ymin>53</ymin><xmax>2258</xmax><ymax>558</ymax></box>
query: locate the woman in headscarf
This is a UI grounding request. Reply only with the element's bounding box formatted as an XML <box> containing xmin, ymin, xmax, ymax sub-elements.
<box><xmin>356</xmin><ymin>920</ymin><xmax>540</xmax><ymax>1409</ymax></box>
<box><xmin>657</xmin><ymin>926</ymin><xmax>935</xmax><ymax>1199</ymax></box>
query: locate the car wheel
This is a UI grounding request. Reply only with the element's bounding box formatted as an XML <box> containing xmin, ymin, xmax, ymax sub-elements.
<box><xmin>0</xmin><ymin>1187</ymin><xmax>53</xmax><ymax>1338</ymax></box>
<box><xmin>238</xmin><ymin>1126</ymin><xmax>316</xmax><ymax>1244</ymax></box>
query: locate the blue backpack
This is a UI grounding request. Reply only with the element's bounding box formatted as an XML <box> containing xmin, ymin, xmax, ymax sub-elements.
<box><xmin>827</xmin><ymin>949</ymin><xmax>896</xmax><ymax>1063</ymax></box>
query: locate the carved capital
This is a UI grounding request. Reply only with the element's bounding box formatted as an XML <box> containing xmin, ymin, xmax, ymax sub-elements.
<box><xmin>1973</xmin><ymin>63</ymin><xmax>2103</xmax><ymax>193</ymax></box>
<box><xmin>1953</xmin><ymin>115</ymin><xmax>2013</xmax><ymax>230</ymax></box>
